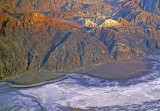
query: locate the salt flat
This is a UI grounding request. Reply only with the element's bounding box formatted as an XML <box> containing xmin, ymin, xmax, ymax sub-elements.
<box><xmin>0</xmin><ymin>55</ymin><xmax>160</xmax><ymax>111</ymax></box>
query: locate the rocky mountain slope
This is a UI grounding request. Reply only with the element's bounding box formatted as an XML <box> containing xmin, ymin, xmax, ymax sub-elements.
<box><xmin>1</xmin><ymin>0</ymin><xmax>160</xmax><ymax>80</ymax></box>
<box><xmin>138</xmin><ymin>0</ymin><xmax>160</xmax><ymax>15</ymax></box>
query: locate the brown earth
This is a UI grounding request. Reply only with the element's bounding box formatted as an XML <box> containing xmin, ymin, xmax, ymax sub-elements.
<box><xmin>79</xmin><ymin>57</ymin><xmax>152</xmax><ymax>80</ymax></box>
<box><xmin>0</xmin><ymin>0</ymin><xmax>160</xmax><ymax>81</ymax></box>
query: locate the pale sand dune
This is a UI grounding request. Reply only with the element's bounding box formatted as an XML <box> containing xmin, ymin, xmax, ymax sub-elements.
<box><xmin>79</xmin><ymin>57</ymin><xmax>152</xmax><ymax>80</ymax></box>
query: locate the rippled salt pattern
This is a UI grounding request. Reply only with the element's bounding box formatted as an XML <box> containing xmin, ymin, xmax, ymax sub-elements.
<box><xmin>0</xmin><ymin>55</ymin><xmax>160</xmax><ymax>111</ymax></box>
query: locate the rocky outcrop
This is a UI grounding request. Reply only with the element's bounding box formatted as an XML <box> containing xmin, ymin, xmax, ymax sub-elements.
<box><xmin>90</xmin><ymin>25</ymin><xmax>156</xmax><ymax>61</ymax></box>
<box><xmin>99</xmin><ymin>19</ymin><xmax>120</xmax><ymax>28</ymax></box>
<box><xmin>138</xmin><ymin>0</ymin><xmax>160</xmax><ymax>15</ymax></box>
<box><xmin>1</xmin><ymin>0</ymin><xmax>160</xmax><ymax>81</ymax></box>
<box><xmin>84</xmin><ymin>19</ymin><xmax>98</xmax><ymax>27</ymax></box>
<box><xmin>0</xmin><ymin>13</ymin><xmax>114</xmax><ymax>80</ymax></box>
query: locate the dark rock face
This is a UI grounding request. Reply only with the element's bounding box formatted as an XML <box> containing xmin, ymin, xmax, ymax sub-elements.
<box><xmin>138</xmin><ymin>0</ymin><xmax>160</xmax><ymax>15</ymax></box>
<box><xmin>0</xmin><ymin>12</ymin><xmax>114</xmax><ymax>80</ymax></box>
<box><xmin>0</xmin><ymin>0</ymin><xmax>160</xmax><ymax>80</ymax></box>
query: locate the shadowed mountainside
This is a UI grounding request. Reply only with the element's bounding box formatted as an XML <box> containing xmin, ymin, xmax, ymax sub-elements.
<box><xmin>0</xmin><ymin>0</ymin><xmax>160</xmax><ymax>81</ymax></box>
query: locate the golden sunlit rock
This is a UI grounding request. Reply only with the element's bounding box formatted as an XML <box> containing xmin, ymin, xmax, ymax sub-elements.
<box><xmin>0</xmin><ymin>0</ymin><xmax>160</xmax><ymax>80</ymax></box>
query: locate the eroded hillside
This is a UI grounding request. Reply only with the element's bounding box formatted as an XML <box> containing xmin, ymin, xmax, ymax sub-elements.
<box><xmin>0</xmin><ymin>0</ymin><xmax>160</xmax><ymax>80</ymax></box>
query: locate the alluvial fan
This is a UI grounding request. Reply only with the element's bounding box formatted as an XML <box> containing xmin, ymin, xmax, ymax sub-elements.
<box><xmin>0</xmin><ymin>55</ymin><xmax>160</xmax><ymax>111</ymax></box>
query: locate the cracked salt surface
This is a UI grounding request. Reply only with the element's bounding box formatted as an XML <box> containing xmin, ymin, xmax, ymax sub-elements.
<box><xmin>1</xmin><ymin>55</ymin><xmax>160</xmax><ymax>111</ymax></box>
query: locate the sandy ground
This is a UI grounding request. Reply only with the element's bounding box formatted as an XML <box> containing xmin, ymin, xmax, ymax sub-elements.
<box><xmin>12</xmin><ymin>72</ymin><xmax>66</xmax><ymax>85</ymax></box>
<box><xmin>79</xmin><ymin>57</ymin><xmax>152</xmax><ymax>80</ymax></box>
<box><xmin>10</xmin><ymin>57</ymin><xmax>152</xmax><ymax>85</ymax></box>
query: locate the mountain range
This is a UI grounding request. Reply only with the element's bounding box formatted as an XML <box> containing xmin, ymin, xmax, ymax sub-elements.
<box><xmin>0</xmin><ymin>0</ymin><xmax>160</xmax><ymax>81</ymax></box>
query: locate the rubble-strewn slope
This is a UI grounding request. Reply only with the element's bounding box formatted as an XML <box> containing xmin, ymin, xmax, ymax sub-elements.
<box><xmin>1</xmin><ymin>0</ymin><xmax>160</xmax><ymax>80</ymax></box>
